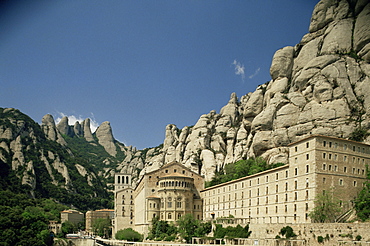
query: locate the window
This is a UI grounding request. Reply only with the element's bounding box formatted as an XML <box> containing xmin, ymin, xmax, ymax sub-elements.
<box><xmin>334</xmin><ymin>165</ymin><xmax>338</xmax><ymax>171</ymax></box>
<box><xmin>323</xmin><ymin>141</ymin><xmax>326</xmax><ymax>147</ymax></box>
<box><xmin>294</xmin><ymin>192</ymin><xmax>298</xmax><ymax>201</ymax></box>
<box><xmin>295</xmin><ymin>168</ymin><xmax>298</xmax><ymax>176</ymax></box>
<box><xmin>339</xmin><ymin>179</ymin><xmax>343</xmax><ymax>186</ymax></box>
<box><xmin>328</xmin><ymin>154</ymin><xmax>332</xmax><ymax>160</ymax></box>
<box><xmin>295</xmin><ymin>180</ymin><xmax>298</xmax><ymax>189</ymax></box>
<box><xmin>344</xmin><ymin>156</ymin><xmax>347</xmax><ymax>162</ymax></box>
<box><xmin>306</xmin><ymin>154</ymin><xmax>309</xmax><ymax>160</ymax></box>
<box><xmin>286</xmin><ymin>170</ymin><xmax>288</xmax><ymax>178</ymax></box>
<box><xmin>285</xmin><ymin>182</ymin><xmax>288</xmax><ymax>191</ymax></box>
<box><xmin>306</xmin><ymin>165</ymin><xmax>309</xmax><ymax>173</ymax></box>
<box><xmin>323</xmin><ymin>153</ymin><xmax>326</xmax><ymax>159</ymax></box>
<box><xmin>295</xmin><ymin>146</ymin><xmax>298</xmax><ymax>152</ymax></box>
<box><xmin>276</xmin><ymin>195</ymin><xmax>279</xmax><ymax>202</ymax></box>
<box><xmin>168</xmin><ymin>213</ymin><xmax>172</xmax><ymax>219</ymax></box>
<box><xmin>276</xmin><ymin>184</ymin><xmax>278</xmax><ymax>193</ymax></box>
<box><xmin>168</xmin><ymin>202</ymin><xmax>172</xmax><ymax>208</ymax></box>
<box><xmin>306</xmin><ymin>203</ymin><xmax>309</xmax><ymax>211</ymax></box>
<box><xmin>323</xmin><ymin>164</ymin><xmax>326</xmax><ymax>170</ymax></box>
<box><xmin>329</xmin><ymin>165</ymin><xmax>332</xmax><ymax>171</ymax></box>
<box><xmin>344</xmin><ymin>144</ymin><xmax>347</xmax><ymax>150</ymax></box>
<box><xmin>323</xmin><ymin>177</ymin><xmax>326</xmax><ymax>183</ymax></box>
<box><xmin>266</xmin><ymin>176</ymin><xmax>269</xmax><ymax>183</ymax></box>
<box><xmin>177</xmin><ymin>202</ymin><xmax>181</xmax><ymax>208</ymax></box>
<box><xmin>344</xmin><ymin>166</ymin><xmax>347</xmax><ymax>173</ymax></box>
<box><xmin>306</xmin><ymin>142</ymin><xmax>309</xmax><ymax>148</ymax></box>
<box><xmin>354</xmin><ymin>181</ymin><xmax>357</xmax><ymax>187</ymax></box>
<box><xmin>294</xmin><ymin>204</ymin><xmax>297</xmax><ymax>212</ymax></box>
<box><xmin>276</xmin><ymin>173</ymin><xmax>279</xmax><ymax>180</ymax></box>
<box><xmin>329</xmin><ymin>142</ymin><xmax>332</xmax><ymax>148</ymax></box>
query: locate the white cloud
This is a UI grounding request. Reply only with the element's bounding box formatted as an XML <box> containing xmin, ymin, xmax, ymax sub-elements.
<box><xmin>232</xmin><ymin>59</ymin><xmax>245</xmax><ymax>81</ymax></box>
<box><xmin>55</xmin><ymin>112</ymin><xmax>99</xmax><ymax>133</ymax></box>
<box><xmin>248</xmin><ymin>67</ymin><xmax>260</xmax><ymax>79</ymax></box>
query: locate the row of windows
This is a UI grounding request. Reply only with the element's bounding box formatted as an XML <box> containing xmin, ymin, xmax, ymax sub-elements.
<box><xmin>322</xmin><ymin>164</ymin><xmax>366</xmax><ymax>175</ymax></box>
<box><xmin>205</xmin><ymin>177</ymin><xmax>310</xmax><ymax>201</ymax></box>
<box><xmin>322</xmin><ymin>153</ymin><xmax>367</xmax><ymax>164</ymax></box>
<box><xmin>158</xmin><ymin>212</ymin><xmax>201</xmax><ymax>220</ymax></box>
<box><xmin>116</xmin><ymin>175</ymin><xmax>130</xmax><ymax>184</ymax></box>
<box><xmin>208</xmin><ymin>203</ymin><xmax>311</xmax><ymax>217</ymax></box>
<box><xmin>159</xmin><ymin>181</ymin><xmax>193</xmax><ymax>188</ymax></box>
<box><xmin>323</xmin><ymin>140</ymin><xmax>369</xmax><ymax>154</ymax></box>
<box><xmin>322</xmin><ymin>177</ymin><xmax>361</xmax><ymax>187</ymax></box>
<box><xmin>206</xmin><ymin>189</ymin><xmax>311</xmax><ymax>206</ymax></box>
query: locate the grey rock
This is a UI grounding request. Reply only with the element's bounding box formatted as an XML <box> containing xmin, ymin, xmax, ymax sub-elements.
<box><xmin>96</xmin><ymin>121</ymin><xmax>117</xmax><ymax>156</ymax></box>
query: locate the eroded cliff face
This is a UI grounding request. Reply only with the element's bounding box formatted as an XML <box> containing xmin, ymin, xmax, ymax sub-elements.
<box><xmin>140</xmin><ymin>0</ymin><xmax>370</xmax><ymax>181</ymax></box>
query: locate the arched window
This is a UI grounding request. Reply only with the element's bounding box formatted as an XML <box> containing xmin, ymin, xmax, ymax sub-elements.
<box><xmin>126</xmin><ymin>176</ymin><xmax>129</xmax><ymax>184</ymax></box>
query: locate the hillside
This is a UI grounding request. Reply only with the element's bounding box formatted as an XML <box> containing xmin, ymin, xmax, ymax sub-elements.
<box><xmin>1</xmin><ymin>0</ymin><xmax>370</xmax><ymax>209</ymax></box>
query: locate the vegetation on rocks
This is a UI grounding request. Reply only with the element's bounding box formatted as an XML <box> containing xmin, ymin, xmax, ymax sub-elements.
<box><xmin>205</xmin><ymin>157</ymin><xmax>284</xmax><ymax>188</ymax></box>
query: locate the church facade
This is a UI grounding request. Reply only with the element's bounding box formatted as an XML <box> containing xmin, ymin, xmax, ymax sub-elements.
<box><xmin>113</xmin><ymin>135</ymin><xmax>370</xmax><ymax>235</ymax></box>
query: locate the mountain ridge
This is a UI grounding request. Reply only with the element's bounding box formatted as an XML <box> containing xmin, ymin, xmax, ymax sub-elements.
<box><xmin>1</xmin><ymin>0</ymin><xmax>370</xmax><ymax>209</ymax></box>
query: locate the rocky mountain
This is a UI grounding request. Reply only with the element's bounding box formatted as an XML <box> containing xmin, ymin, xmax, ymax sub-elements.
<box><xmin>1</xmin><ymin>0</ymin><xmax>370</xmax><ymax>206</ymax></box>
<box><xmin>137</xmin><ymin>0</ymin><xmax>370</xmax><ymax>181</ymax></box>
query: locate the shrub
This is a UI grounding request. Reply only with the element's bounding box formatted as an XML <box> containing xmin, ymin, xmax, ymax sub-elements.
<box><xmin>317</xmin><ymin>236</ymin><xmax>324</xmax><ymax>243</ymax></box>
<box><xmin>279</xmin><ymin>226</ymin><xmax>297</xmax><ymax>239</ymax></box>
<box><xmin>356</xmin><ymin>235</ymin><xmax>362</xmax><ymax>241</ymax></box>
<box><xmin>115</xmin><ymin>228</ymin><xmax>143</xmax><ymax>242</ymax></box>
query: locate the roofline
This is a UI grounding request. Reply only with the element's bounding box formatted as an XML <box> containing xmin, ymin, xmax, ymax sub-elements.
<box><xmin>201</xmin><ymin>164</ymin><xmax>289</xmax><ymax>192</ymax></box>
<box><xmin>135</xmin><ymin>161</ymin><xmax>202</xmax><ymax>191</ymax></box>
<box><xmin>145</xmin><ymin>161</ymin><xmax>202</xmax><ymax>177</ymax></box>
<box><xmin>287</xmin><ymin>134</ymin><xmax>370</xmax><ymax>147</ymax></box>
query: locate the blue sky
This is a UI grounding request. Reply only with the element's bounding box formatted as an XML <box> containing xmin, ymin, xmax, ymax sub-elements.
<box><xmin>1</xmin><ymin>0</ymin><xmax>318</xmax><ymax>149</ymax></box>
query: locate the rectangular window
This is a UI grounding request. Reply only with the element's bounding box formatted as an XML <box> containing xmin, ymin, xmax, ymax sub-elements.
<box><xmin>295</xmin><ymin>168</ymin><xmax>298</xmax><ymax>176</ymax></box>
<box><xmin>168</xmin><ymin>202</ymin><xmax>172</xmax><ymax>208</ymax></box>
<box><xmin>306</xmin><ymin>165</ymin><xmax>309</xmax><ymax>173</ymax></box>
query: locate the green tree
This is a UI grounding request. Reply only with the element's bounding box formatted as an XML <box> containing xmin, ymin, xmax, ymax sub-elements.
<box><xmin>148</xmin><ymin>216</ymin><xmax>177</xmax><ymax>241</ymax></box>
<box><xmin>354</xmin><ymin>167</ymin><xmax>370</xmax><ymax>221</ymax></box>
<box><xmin>92</xmin><ymin>218</ymin><xmax>112</xmax><ymax>238</ymax></box>
<box><xmin>60</xmin><ymin>221</ymin><xmax>77</xmax><ymax>237</ymax></box>
<box><xmin>115</xmin><ymin>228</ymin><xmax>143</xmax><ymax>241</ymax></box>
<box><xmin>309</xmin><ymin>189</ymin><xmax>342</xmax><ymax>223</ymax></box>
<box><xmin>177</xmin><ymin>214</ymin><xmax>211</xmax><ymax>243</ymax></box>
<box><xmin>213</xmin><ymin>224</ymin><xmax>251</xmax><ymax>239</ymax></box>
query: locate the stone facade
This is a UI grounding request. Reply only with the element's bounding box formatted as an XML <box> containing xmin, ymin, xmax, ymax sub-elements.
<box><xmin>202</xmin><ymin>135</ymin><xmax>369</xmax><ymax>224</ymax></box>
<box><xmin>85</xmin><ymin>209</ymin><xmax>114</xmax><ymax>233</ymax></box>
<box><xmin>114</xmin><ymin>135</ymin><xmax>369</xmax><ymax>238</ymax></box>
<box><xmin>113</xmin><ymin>173</ymin><xmax>134</xmax><ymax>236</ymax></box>
<box><xmin>114</xmin><ymin>162</ymin><xmax>204</xmax><ymax>235</ymax></box>
<box><xmin>61</xmin><ymin>209</ymin><xmax>84</xmax><ymax>225</ymax></box>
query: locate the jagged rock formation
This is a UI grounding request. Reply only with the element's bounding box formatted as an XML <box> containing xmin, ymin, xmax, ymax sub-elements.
<box><xmin>140</xmin><ymin>0</ymin><xmax>370</xmax><ymax>181</ymax></box>
<box><xmin>95</xmin><ymin>121</ymin><xmax>117</xmax><ymax>156</ymax></box>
